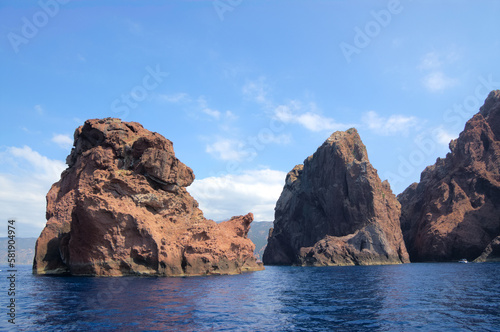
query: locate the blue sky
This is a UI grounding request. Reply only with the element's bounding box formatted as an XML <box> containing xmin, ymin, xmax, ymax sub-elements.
<box><xmin>1</xmin><ymin>0</ymin><xmax>499</xmax><ymax>237</ymax></box>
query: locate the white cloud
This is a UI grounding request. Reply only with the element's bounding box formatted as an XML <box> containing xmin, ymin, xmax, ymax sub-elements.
<box><xmin>265</xmin><ymin>133</ymin><xmax>292</xmax><ymax>145</ymax></box>
<box><xmin>242</xmin><ymin>77</ymin><xmax>271</xmax><ymax>106</ymax></box>
<box><xmin>202</xmin><ymin>107</ymin><xmax>221</xmax><ymax>119</ymax></box>
<box><xmin>419</xmin><ymin>51</ymin><xmax>460</xmax><ymax>70</ymax></box>
<box><xmin>362</xmin><ymin>111</ymin><xmax>419</xmax><ymax>136</ymax></box>
<box><xmin>273</xmin><ymin>101</ymin><xmax>300</xmax><ymax>123</ymax></box>
<box><xmin>7</xmin><ymin>146</ymin><xmax>66</xmax><ymax>182</ymax></box>
<box><xmin>51</xmin><ymin>134</ymin><xmax>73</xmax><ymax>150</ymax></box>
<box><xmin>274</xmin><ymin>101</ymin><xmax>351</xmax><ymax>132</ymax></box>
<box><xmin>198</xmin><ymin>97</ymin><xmax>220</xmax><ymax>119</ymax></box>
<box><xmin>159</xmin><ymin>93</ymin><xmax>236</xmax><ymax>122</ymax></box>
<box><xmin>418</xmin><ymin>52</ymin><xmax>442</xmax><ymax>70</ymax></box>
<box><xmin>0</xmin><ymin>146</ymin><xmax>66</xmax><ymax>237</ymax></box>
<box><xmin>224</xmin><ymin>110</ymin><xmax>238</xmax><ymax>121</ymax></box>
<box><xmin>433</xmin><ymin>126</ymin><xmax>457</xmax><ymax>146</ymax></box>
<box><xmin>243</xmin><ymin>78</ymin><xmax>351</xmax><ymax>133</ymax></box>
<box><xmin>418</xmin><ymin>51</ymin><xmax>460</xmax><ymax>92</ymax></box>
<box><xmin>422</xmin><ymin>71</ymin><xmax>458</xmax><ymax>92</ymax></box>
<box><xmin>206</xmin><ymin>138</ymin><xmax>256</xmax><ymax>162</ymax></box>
<box><xmin>198</xmin><ymin>97</ymin><xmax>238</xmax><ymax>121</ymax></box>
<box><xmin>187</xmin><ymin>169</ymin><xmax>286</xmax><ymax>222</ymax></box>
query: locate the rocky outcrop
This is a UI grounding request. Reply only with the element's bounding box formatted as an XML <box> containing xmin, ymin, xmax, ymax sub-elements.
<box><xmin>33</xmin><ymin>118</ymin><xmax>263</xmax><ymax>276</ymax></box>
<box><xmin>263</xmin><ymin>129</ymin><xmax>409</xmax><ymax>266</ymax></box>
<box><xmin>474</xmin><ymin>236</ymin><xmax>500</xmax><ymax>262</ymax></box>
<box><xmin>399</xmin><ymin>90</ymin><xmax>500</xmax><ymax>262</ymax></box>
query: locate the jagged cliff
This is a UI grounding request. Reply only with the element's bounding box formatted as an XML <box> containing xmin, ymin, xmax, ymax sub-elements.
<box><xmin>263</xmin><ymin>128</ymin><xmax>409</xmax><ymax>266</ymax></box>
<box><xmin>399</xmin><ymin>91</ymin><xmax>500</xmax><ymax>262</ymax></box>
<box><xmin>33</xmin><ymin>118</ymin><xmax>263</xmax><ymax>276</ymax></box>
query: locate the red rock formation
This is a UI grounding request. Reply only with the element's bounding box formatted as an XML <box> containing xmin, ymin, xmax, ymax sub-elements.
<box><xmin>399</xmin><ymin>90</ymin><xmax>500</xmax><ymax>262</ymax></box>
<box><xmin>33</xmin><ymin>118</ymin><xmax>263</xmax><ymax>276</ymax></box>
<box><xmin>263</xmin><ymin>129</ymin><xmax>409</xmax><ymax>266</ymax></box>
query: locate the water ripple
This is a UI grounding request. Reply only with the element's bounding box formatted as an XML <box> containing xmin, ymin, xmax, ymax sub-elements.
<box><xmin>1</xmin><ymin>263</ymin><xmax>499</xmax><ymax>331</ymax></box>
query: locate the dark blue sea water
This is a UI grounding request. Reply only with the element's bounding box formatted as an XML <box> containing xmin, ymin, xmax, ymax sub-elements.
<box><xmin>1</xmin><ymin>263</ymin><xmax>499</xmax><ymax>331</ymax></box>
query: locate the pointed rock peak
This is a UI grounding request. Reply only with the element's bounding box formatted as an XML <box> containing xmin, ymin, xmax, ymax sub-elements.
<box><xmin>325</xmin><ymin>127</ymin><xmax>360</xmax><ymax>145</ymax></box>
<box><xmin>479</xmin><ymin>90</ymin><xmax>500</xmax><ymax>138</ymax></box>
<box><xmin>480</xmin><ymin>89</ymin><xmax>500</xmax><ymax>118</ymax></box>
<box><xmin>321</xmin><ymin>128</ymin><xmax>368</xmax><ymax>163</ymax></box>
<box><xmin>263</xmin><ymin>127</ymin><xmax>409</xmax><ymax>266</ymax></box>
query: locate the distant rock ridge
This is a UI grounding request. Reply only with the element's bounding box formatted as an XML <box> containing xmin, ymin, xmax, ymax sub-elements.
<box><xmin>399</xmin><ymin>90</ymin><xmax>500</xmax><ymax>262</ymax></box>
<box><xmin>263</xmin><ymin>128</ymin><xmax>410</xmax><ymax>266</ymax></box>
<box><xmin>33</xmin><ymin>118</ymin><xmax>263</xmax><ymax>276</ymax></box>
<box><xmin>247</xmin><ymin>221</ymin><xmax>273</xmax><ymax>260</ymax></box>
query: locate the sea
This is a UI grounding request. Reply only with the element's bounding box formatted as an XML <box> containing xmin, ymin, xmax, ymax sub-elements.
<box><xmin>1</xmin><ymin>263</ymin><xmax>499</xmax><ymax>331</ymax></box>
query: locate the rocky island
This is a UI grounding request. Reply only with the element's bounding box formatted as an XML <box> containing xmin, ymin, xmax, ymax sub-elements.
<box><xmin>263</xmin><ymin>128</ymin><xmax>410</xmax><ymax>266</ymax></box>
<box><xmin>33</xmin><ymin>91</ymin><xmax>500</xmax><ymax>273</ymax></box>
<box><xmin>33</xmin><ymin>118</ymin><xmax>263</xmax><ymax>276</ymax></box>
<box><xmin>399</xmin><ymin>90</ymin><xmax>500</xmax><ymax>262</ymax></box>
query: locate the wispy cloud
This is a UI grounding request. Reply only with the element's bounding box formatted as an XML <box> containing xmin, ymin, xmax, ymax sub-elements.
<box><xmin>6</xmin><ymin>146</ymin><xmax>66</xmax><ymax>181</ymax></box>
<box><xmin>265</xmin><ymin>133</ymin><xmax>292</xmax><ymax>145</ymax></box>
<box><xmin>198</xmin><ymin>97</ymin><xmax>221</xmax><ymax>120</ymax></box>
<box><xmin>242</xmin><ymin>77</ymin><xmax>271</xmax><ymax>106</ymax></box>
<box><xmin>0</xmin><ymin>146</ymin><xmax>66</xmax><ymax>237</ymax></box>
<box><xmin>422</xmin><ymin>71</ymin><xmax>459</xmax><ymax>92</ymax></box>
<box><xmin>243</xmin><ymin>78</ymin><xmax>351</xmax><ymax>133</ymax></box>
<box><xmin>51</xmin><ymin>134</ymin><xmax>73</xmax><ymax>150</ymax></box>
<box><xmin>158</xmin><ymin>93</ymin><xmax>237</xmax><ymax>122</ymax></box>
<box><xmin>158</xmin><ymin>92</ymin><xmax>191</xmax><ymax>103</ymax></box>
<box><xmin>433</xmin><ymin>126</ymin><xmax>457</xmax><ymax>146</ymax></box>
<box><xmin>187</xmin><ymin>169</ymin><xmax>286</xmax><ymax>221</ymax></box>
<box><xmin>224</xmin><ymin>110</ymin><xmax>238</xmax><ymax>121</ymax></box>
<box><xmin>205</xmin><ymin>137</ymin><xmax>256</xmax><ymax>162</ymax></box>
<box><xmin>418</xmin><ymin>51</ymin><xmax>460</xmax><ymax>92</ymax></box>
<box><xmin>274</xmin><ymin>101</ymin><xmax>351</xmax><ymax>132</ymax></box>
<box><xmin>418</xmin><ymin>51</ymin><xmax>442</xmax><ymax>70</ymax></box>
<box><xmin>198</xmin><ymin>97</ymin><xmax>238</xmax><ymax>122</ymax></box>
<box><xmin>362</xmin><ymin>111</ymin><xmax>420</xmax><ymax>136</ymax></box>
<box><xmin>34</xmin><ymin>104</ymin><xmax>44</xmax><ymax>115</ymax></box>
<box><xmin>202</xmin><ymin>108</ymin><xmax>221</xmax><ymax>119</ymax></box>
<box><xmin>21</xmin><ymin>126</ymin><xmax>41</xmax><ymax>135</ymax></box>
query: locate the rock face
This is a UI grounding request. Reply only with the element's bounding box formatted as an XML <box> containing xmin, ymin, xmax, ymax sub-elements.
<box><xmin>399</xmin><ymin>90</ymin><xmax>500</xmax><ymax>262</ymax></box>
<box><xmin>474</xmin><ymin>236</ymin><xmax>500</xmax><ymax>262</ymax></box>
<box><xmin>33</xmin><ymin>118</ymin><xmax>263</xmax><ymax>276</ymax></box>
<box><xmin>263</xmin><ymin>129</ymin><xmax>410</xmax><ymax>266</ymax></box>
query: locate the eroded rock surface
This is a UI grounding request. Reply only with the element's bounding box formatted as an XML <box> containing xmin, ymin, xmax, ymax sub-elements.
<box><xmin>263</xmin><ymin>129</ymin><xmax>409</xmax><ymax>266</ymax></box>
<box><xmin>399</xmin><ymin>90</ymin><xmax>500</xmax><ymax>262</ymax></box>
<box><xmin>33</xmin><ymin>118</ymin><xmax>263</xmax><ymax>276</ymax></box>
